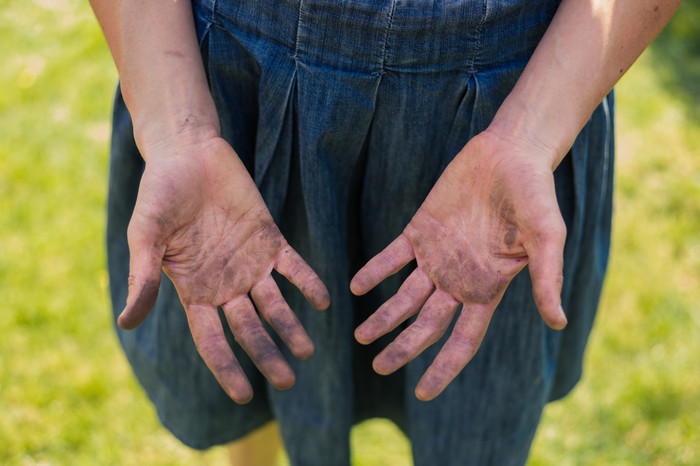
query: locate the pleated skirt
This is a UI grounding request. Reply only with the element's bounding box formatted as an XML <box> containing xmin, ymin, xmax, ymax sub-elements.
<box><xmin>106</xmin><ymin>1</ymin><xmax>614</xmax><ymax>464</ymax></box>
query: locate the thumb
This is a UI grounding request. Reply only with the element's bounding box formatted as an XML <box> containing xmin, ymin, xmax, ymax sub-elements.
<box><xmin>118</xmin><ymin>221</ymin><xmax>164</xmax><ymax>330</ymax></box>
<box><xmin>526</xmin><ymin>214</ymin><xmax>568</xmax><ymax>330</ymax></box>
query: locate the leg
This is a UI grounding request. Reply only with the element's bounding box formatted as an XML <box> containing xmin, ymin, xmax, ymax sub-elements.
<box><xmin>228</xmin><ymin>421</ymin><xmax>281</xmax><ymax>466</ymax></box>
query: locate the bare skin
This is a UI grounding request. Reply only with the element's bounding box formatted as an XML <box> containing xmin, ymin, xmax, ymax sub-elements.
<box><xmin>90</xmin><ymin>0</ymin><xmax>681</xmax><ymax>410</ymax></box>
<box><xmin>351</xmin><ymin>0</ymin><xmax>682</xmax><ymax>402</ymax></box>
<box><xmin>351</xmin><ymin>131</ymin><xmax>567</xmax><ymax>400</ymax></box>
<box><xmin>228</xmin><ymin>422</ymin><xmax>281</xmax><ymax>466</ymax></box>
<box><xmin>88</xmin><ymin>0</ymin><xmax>681</xmax><ymax>462</ymax></box>
<box><xmin>121</xmin><ymin>130</ymin><xmax>329</xmax><ymax>403</ymax></box>
<box><xmin>89</xmin><ymin>0</ymin><xmax>331</xmax><ymax>405</ymax></box>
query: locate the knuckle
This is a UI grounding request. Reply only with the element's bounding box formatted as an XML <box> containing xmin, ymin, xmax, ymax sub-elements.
<box><xmin>401</xmin><ymin>282</ymin><xmax>426</xmax><ymax>302</ymax></box>
<box><xmin>552</xmin><ymin>217</ymin><xmax>567</xmax><ymax>240</ymax></box>
<box><xmin>403</xmin><ymin>321</ymin><xmax>438</xmax><ymax>349</ymax></box>
<box><xmin>236</xmin><ymin>324</ymin><xmax>268</xmax><ymax>341</ymax></box>
<box><xmin>427</xmin><ymin>358</ymin><xmax>455</xmax><ymax>386</ymax></box>
<box><xmin>196</xmin><ymin>340</ymin><xmax>238</xmax><ymax>375</ymax></box>
<box><xmin>286</xmin><ymin>260</ymin><xmax>305</xmax><ymax>279</ymax></box>
<box><xmin>215</xmin><ymin>360</ymin><xmax>241</xmax><ymax>377</ymax></box>
<box><xmin>300</xmin><ymin>275</ymin><xmax>320</xmax><ymax>295</ymax></box>
<box><xmin>413</xmin><ymin>319</ymin><xmax>442</xmax><ymax>342</ymax></box>
<box><xmin>381</xmin><ymin>253</ymin><xmax>398</xmax><ymax>272</ymax></box>
<box><xmin>196</xmin><ymin>334</ymin><xmax>224</xmax><ymax>354</ymax></box>
<box><xmin>544</xmin><ymin>215</ymin><xmax>567</xmax><ymax>241</ymax></box>
<box><xmin>252</xmin><ymin>346</ymin><xmax>280</xmax><ymax>364</ymax></box>
<box><xmin>373</xmin><ymin>310</ymin><xmax>400</xmax><ymax>332</ymax></box>
<box><xmin>264</xmin><ymin>298</ymin><xmax>290</xmax><ymax>316</ymax></box>
<box><xmin>447</xmin><ymin>334</ymin><xmax>479</xmax><ymax>358</ymax></box>
<box><xmin>534</xmin><ymin>213</ymin><xmax>567</xmax><ymax>245</ymax></box>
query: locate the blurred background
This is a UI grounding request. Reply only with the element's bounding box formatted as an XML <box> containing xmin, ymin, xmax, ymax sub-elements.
<box><xmin>1</xmin><ymin>0</ymin><xmax>698</xmax><ymax>464</ymax></box>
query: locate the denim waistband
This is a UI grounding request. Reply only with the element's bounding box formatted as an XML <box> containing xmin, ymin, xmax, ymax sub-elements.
<box><xmin>194</xmin><ymin>0</ymin><xmax>560</xmax><ymax>74</ymax></box>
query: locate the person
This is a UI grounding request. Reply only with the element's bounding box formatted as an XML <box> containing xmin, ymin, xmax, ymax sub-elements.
<box><xmin>89</xmin><ymin>0</ymin><xmax>680</xmax><ymax>464</ymax></box>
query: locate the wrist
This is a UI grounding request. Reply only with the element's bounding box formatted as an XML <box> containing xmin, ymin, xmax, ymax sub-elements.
<box><xmin>129</xmin><ymin>87</ymin><xmax>221</xmax><ymax>160</ymax></box>
<box><xmin>135</xmin><ymin>117</ymin><xmax>221</xmax><ymax>162</ymax></box>
<box><xmin>484</xmin><ymin>97</ymin><xmax>568</xmax><ymax>172</ymax></box>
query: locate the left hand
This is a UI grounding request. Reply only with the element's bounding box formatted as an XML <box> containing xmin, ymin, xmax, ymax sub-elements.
<box><xmin>351</xmin><ymin>131</ymin><xmax>569</xmax><ymax>401</ymax></box>
<box><xmin>120</xmin><ymin>133</ymin><xmax>330</xmax><ymax>403</ymax></box>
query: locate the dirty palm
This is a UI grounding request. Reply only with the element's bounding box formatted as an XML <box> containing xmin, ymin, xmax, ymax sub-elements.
<box><xmin>121</xmin><ymin>129</ymin><xmax>569</xmax><ymax>403</ymax></box>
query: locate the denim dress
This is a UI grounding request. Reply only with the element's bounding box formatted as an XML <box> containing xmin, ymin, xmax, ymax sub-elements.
<box><xmin>106</xmin><ymin>1</ymin><xmax>614</xmax><ymax>464</ymax></box>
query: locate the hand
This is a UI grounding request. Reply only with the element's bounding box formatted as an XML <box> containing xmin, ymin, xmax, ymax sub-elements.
<box><xmin>119</xmin><ymin>130</ymin><xmax>330</xmax><ymax>404</ymax></box>
<box><xmin>351</xmin><ymin>131</ymin><xmax>568</xmax><ymax>401</ymax></box>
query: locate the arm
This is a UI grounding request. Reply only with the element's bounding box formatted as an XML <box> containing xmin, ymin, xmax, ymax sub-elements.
<box><xmin>90</xmin><ymin>0</ymin><xmax>330</xmax><ymax>403</ymax></box>
<box><xmin>88</xmin><ymin>0</ymin><xmax>218</xmax><ymax>151</ymax></box>
<box><xmin>490</xmin><ymin>0</ymin><xmax>681</xmax><ymax>166</ymax></box>
<box><xmin>352</xmin><ymin>0</ymin><xmax>681</xmax><ymax>401</ymax></box>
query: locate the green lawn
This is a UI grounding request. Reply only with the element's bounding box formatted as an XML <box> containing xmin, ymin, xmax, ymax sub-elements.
<box><xmin>1</xmin><ymin>1</ymin><xmax>698</xmax><ymax>464</ymax></box>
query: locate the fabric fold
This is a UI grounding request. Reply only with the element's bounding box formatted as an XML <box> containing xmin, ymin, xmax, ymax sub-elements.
<box><xmin>107</xmin><ymin>1</ymin><xmax>615</xmax><ymax>463</ymax></box>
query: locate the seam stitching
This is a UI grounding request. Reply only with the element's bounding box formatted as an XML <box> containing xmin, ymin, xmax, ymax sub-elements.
<box><xmin>378</xmin><ymin>0</ymin><xmax>398</xmax><ymax>76</ymax></box>
<box><xmin>292</xmin><ymin>0</ymin><xmax>305</xmax><ymax>61</ymax></box>
<box><xmin>467</xmin><ymin>0</ymin><xmax>489</xmax><ymax>73</ymax></box>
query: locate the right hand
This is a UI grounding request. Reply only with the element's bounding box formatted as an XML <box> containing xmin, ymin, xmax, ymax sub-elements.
<box><xmin>120</xmin><ymin>128</ymin><xmax>330</xmax><ymax>404</ymax></box>
<box><xmin>351</xmin><ymin>131</ymin><xmax>567</xmax><ymax>400</ymax></box>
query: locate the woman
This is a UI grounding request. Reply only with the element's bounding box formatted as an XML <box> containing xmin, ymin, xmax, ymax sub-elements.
<box><xmin>91</xmin><ymin>0</ymin><xmax>680</xmax><ymax>464</ymax></box>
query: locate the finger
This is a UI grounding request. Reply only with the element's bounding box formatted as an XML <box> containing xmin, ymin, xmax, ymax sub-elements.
<box><xmin>372</xmin><ymin>290</ymin><xmax>459</xmax><ymax>375</ymax></box>
<box><xmin>275</xmin><ymin>245</ymin><xmax>330</xmax><ymax>311</ymax></box>
<box><xmin>526</xmin><ymin>214</ymin><xmax>568</xmax><ymax>330</ymax></box>
<box><xmin>222</xmin><ymin>295</ymin><xmax>296</xmax><ymax>390</ymax></box>
<box><xmin>118</xmin><ymin>222</ymin><xmax>165</xmax><ymax>330</ymax></box>
<box><xmin>354</xmin><ymin>268</ymin><xmax>435</xmax><ymax>345</ymax></box>
<box><xmin>414</xmin><ymin>302</ymin><xmax>493</xmax><ymax>401</ymax></box>
<box><xmin>250</xmin><ymin>275</ymin><xmax>315</xmax><ymax>360</ymax></box>
<box><xmin>350</xmin><ymin>234</ymin><xmax>415</xmax><ymax>296</ymax></box>
<box><xmin>186</xmin><ymin>304</ymin><xmax>253</xmax><ymax>404</ymax></box>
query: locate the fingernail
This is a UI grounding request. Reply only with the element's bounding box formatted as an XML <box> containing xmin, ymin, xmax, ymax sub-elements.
<box><xmin>558</xmin><ymin>304</ymin><xmax>568</xmax><ymax>327</ymax></box>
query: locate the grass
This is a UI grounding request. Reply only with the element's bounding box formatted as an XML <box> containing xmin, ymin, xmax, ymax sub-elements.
<box><xmin>0</xmin><ymin>0</ymin><xmax>697</xmax><ymax>464</ymax></box>
<box><xmin>530</xmin><ymin>5</ymin><xmax>700</xmax><ymax>464</ymax></box>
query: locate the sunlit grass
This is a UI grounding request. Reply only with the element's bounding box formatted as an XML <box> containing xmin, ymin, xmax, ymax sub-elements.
<box><xmin>530</xmin><ymin>14</ymin><xmax>700</xmax><ymax>463</ymax></box>
<box><xmin>1</xmin><ymin>0</ymin><xmax>697</xmax><ymax>464</ymax></box>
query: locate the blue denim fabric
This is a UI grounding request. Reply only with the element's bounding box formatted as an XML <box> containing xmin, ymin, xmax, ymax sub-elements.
<box><xmin>107</xmin><ymin>1</ymin><xmax>614</xmax><ymax>464</ymax></box>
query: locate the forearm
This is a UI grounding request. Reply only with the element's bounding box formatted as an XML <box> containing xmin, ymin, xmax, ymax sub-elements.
<box><xmin>488</xmin><ymin>0</ymin><xmax>681</xmax><ymax>167</ymax></box>
<box><xmin>89</xmin><ymin>0</ymin><xmax>218</xmax><ymax>154</ymax></box>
